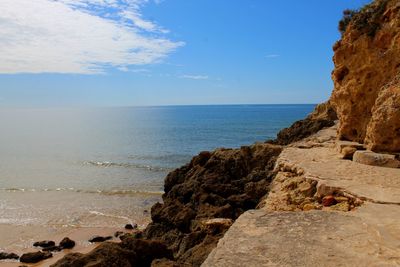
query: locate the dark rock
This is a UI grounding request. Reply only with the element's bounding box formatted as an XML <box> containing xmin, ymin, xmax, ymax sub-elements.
<box><xmin>88</xmin><ymin>236</ymin><xmax>112</xmax><ymax>243</ymax></box>
<box><xmin>151</xmin><ymin>258</ymin><xmax>181</xmax><ymax>267</ymax></box>
<box><xmin>271</xmin><ymin>102</ymin><xmax>337</xmax><ymax>145</ymax></box>
<box><xmin>144</xmin><ymin>143</ymin><xmax>282</xmax><ymax>266</ymax></box>
<box><xmin>114</xmin><ymin>231</ymin><xmax>124</xmax><ymax>238</ymax></box>
<box><xmin>33</xmin><ymin>240</ymin><xmax>55</xmax><ymax>248</ymax></box>
<box><xmin>119</xmin><ymin>231</ymin><xmax>143</xmax><ymax>241</ymax></box>
<box><xmin>59</xmin><ymin>237</ymin><xmax>75</xmax><ymax>249</ymax></box>
<box><xmin>50</xmin><ymin>238</ymin><xmax>172</xmax><ymax>267</ymax></box>
<box><xmin>42</xmin><ymin>246</ymin><xmax>63</xmax><ymax>252</ymax></box>
<box><xmin>0</xmin><ymin>252</ymin><xmax>19</xmax><ymax>260</ymax></box>
<box><xmin>125</xmin><ymin>223</ymin><xmax>137</xmax><ymax>230</ymax></box>
<box><xmin>20</xmin><ymin>251</ymin><xmax>52</xmax><ymax>263</ymax></box>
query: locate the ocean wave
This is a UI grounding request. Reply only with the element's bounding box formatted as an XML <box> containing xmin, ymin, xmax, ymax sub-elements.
<box><xmin>127</xmin><ymin>154</ymin><xmax>192</xmax><ymax>162</ymax></box>
<box><xmin>88</xmin><ymin>211</ymin><xmax>132</xmax><ymax>222</ymax></box>
<box><xmin>0</xmin><ymin>187</ymin><xmax>163</xmax><ymax>196</ymax></box>
<box><xmin>82</xmin><ymin>160</ymin><xmax>173</xmax><ymax>172</ymax></box>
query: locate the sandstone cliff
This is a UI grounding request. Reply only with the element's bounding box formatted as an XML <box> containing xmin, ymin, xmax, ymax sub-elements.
<box><xmin>331</xmin><ymin>0</ymin><xmax>400</xmax><ymax>152</ymax></box>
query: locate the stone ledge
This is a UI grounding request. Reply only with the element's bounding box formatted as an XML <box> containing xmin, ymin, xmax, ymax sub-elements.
<box><xmin>202</xmin><ymin>207</ymin><xmax>400</xmax><ymax>267</ymax></box>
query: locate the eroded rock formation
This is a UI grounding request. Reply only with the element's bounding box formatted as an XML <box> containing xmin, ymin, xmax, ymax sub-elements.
<box><xmin>331</xmin><ymin>0</ymin><xmax>400</xmax><ymax>152</ymax></box>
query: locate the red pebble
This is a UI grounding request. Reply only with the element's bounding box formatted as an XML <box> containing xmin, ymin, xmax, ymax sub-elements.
<box><xmin>322</xmin><ymin>195</ymin><xmax>337</xmax><ymax>207</ymax></box>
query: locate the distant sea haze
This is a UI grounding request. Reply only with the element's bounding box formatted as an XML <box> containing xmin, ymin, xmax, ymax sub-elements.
<box><xmin>0</xmin><ymin>104</ymin><xmax>314</xmax><ymax>228</ymax></box>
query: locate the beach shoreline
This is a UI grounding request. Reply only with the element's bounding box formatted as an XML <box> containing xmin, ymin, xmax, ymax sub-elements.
<box><xmin>0</xmin><ymin>224</ymin><xmax>146</xmax><ymax>266</ymax></box>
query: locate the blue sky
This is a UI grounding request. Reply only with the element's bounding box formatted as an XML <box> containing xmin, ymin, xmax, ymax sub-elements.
<box><xmin>0</xmin><ymin>0</ymin><xmax>370</xmax><ymax>107</ymax></box>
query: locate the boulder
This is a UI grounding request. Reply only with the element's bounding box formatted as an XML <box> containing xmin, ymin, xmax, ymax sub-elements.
<box><xmin>0</xmin><ymin>252</ymin><xmax>19</xmax><ymax>260</ymax></box>
<box><xmin>353</xmin><ymin>150</ymin><xmax>400</xmax><ymax>168</ymax></box>
<box><xmin>59</xmin><ymin>237</ymin><xmax>75</xmax><ymax>249</ymax></box>
<box><xmin>88</xmin><ymin>236</ymin><xmax>112</xmax><ymax>243</ymax></box>
<box><xmin>20</xmin><ymin>251</ymin><xmax>52</xmax><ymax>263</ymax></box>
<box><xmin>33</xmin><ymin>240</ymin><xmax>55</xmax><ymax>248</ymax></box>
<box><xmin>335</xmin><ymin>141</ymin><xmax>365</xmax><ymax>153</ymax></box>
<box><xmin>125</xmin><ymin>223</ymin><xmax>137</xmax><ymax>230</ymax></box>
<box><xmin>340</xmin><ymin>146</ymin><xmax>358</xmax><ymax>160</ymax></box>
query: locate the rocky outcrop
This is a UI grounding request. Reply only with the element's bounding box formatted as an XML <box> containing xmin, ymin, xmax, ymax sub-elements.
<box><xmin>145</xmin><ymin>143</ymin><xmax>282</xmax><ymax>266</ymax></box>
<box><xmin>331</xmin><ymin>0</ymin><xmax>400</xmax><ymax>152</ymax></box>
<box><xmin>272</xmin><ymin>101</ymin><xmax>337</xmax><ymax>145</ymax></box>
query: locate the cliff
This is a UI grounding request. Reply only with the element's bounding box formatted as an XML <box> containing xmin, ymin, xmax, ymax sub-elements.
<box><xmin>331</xmin><ymin>0</ymin><xmax>400</xmax><ymax>153</ymax></box>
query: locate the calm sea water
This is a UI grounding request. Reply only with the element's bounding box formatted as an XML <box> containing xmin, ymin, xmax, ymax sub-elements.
<box><xmin>0</xmin><ymin>105</ymin><xmax>314</xmax><ymax>228</ymax></box>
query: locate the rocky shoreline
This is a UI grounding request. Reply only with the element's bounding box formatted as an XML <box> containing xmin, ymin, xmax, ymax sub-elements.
<box><xmin>1</xmin><ymin>0</ymin><xmax>399</xmax><ymax>266</ymax></box>
<box><xmin>44</xmin><ymin>101</ymin><xmax>337</xmax><ymax>267</ymax></box>
<box><xmin>0</xmin><ymin>102</ymin><xmax>335</xmax><ymax>267</ymax></box>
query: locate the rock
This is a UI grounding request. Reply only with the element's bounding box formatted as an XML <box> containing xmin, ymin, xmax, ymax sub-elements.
<box><xmin>119</xmin><ymin>231</ymin><xmax>143</xmax><ymax>241</ymax></box>
<box><xmin>340</xmin><ymin>146</ymin><xmax>357</xmax><ymax>160</ymax></box>
<box><xmin>33</xmin><ymin>240</ymin><xmax>55</xmax><ymax>248</ymax></box>
<box><xmin>336</xmin><ymin>141</ymin><xmax>365</xmax><ymax>154</ymax></box>
<box><xmin>144</xmin><ymin>143</ymin><xmax>282</xmax><ymax>266</ymax></box>
<box><xmin>51</xmin><ymin>238</ymin><xmax>172</xmax><ymax>267</ymax></box>
<box><xmin>330</xmin><ymin>202</ymin><xmax>350</xmax><ymax>212</ymax></box>
<box><xmin>59</xmin><ymin>237</ymin><xmax>75</xmax><ymax>249</ymax></box>
<box><xmin>114</xmin><ymin>231</ymin><xmax>124</xmax><ymax>238</ymax></box>
<box><xmin>151</xmin><ymin>258</ymin><xmax>181</xmax><ymax>267</ymax></box>
<box><xmin>88</xmin><ymin>236</ymin><xmax>112</xmax><ymax>243</ymax></box>
<box><xmin>302</xmin><ymin>203</ymin><xmax>317</xmax><ymax>211</ymax></box>
<box><xmin>330</xmin><ymin>0</ymin><xmax>400</xmax><ymax>151</ymax></box>
<box><xmin>20</xmin><ymin>251</ymin><xmax>52</xmax><ymax>263</ymax></box>
<box><xmin>353</xmin><ymin>150</ymin><xmax>400</xmax><ymax>168</ymax></box>
<box><xmin>334</xmin><ymin>196</ymin><xmax>349</xmax><ymax>203</ymax></box>
<box><xmin>365</xmin><ymin>81</ymin><xmax>400</xmax><ymax>153</ymax></box>
<box><xmin>271</xmin><ymin>102</ymin><xmax>337</xmax><ymax>146</ymax></box>
<box><xmin>322</xmin><ymin>195</ymin><xmax>337</xmax><ymax>207</ymax></box>
<box><xmin>125</xmin><ymin>223</ymin><xmax>137</xmax><ymax>230</ymax></box>
<box><xmin>42</xmin><ymin>246</ymin><xmax>63</xmax><ymax>252</ymax></box>
<box><xmin>201</xmin><ymin>218</ymin><xmax>233</xmax><ymax>234</ymax></box>
<box><xmin>0</xmin><ymin>252</ymin><xmax>19</xmax><ymax>260</ymax></box>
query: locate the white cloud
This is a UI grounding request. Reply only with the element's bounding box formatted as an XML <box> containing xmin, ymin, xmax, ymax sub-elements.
<box><xmin>265</xmin><ymin>54</ymin><xmax>280</xmax><ymax>58</ymax></box>
<box><xmin>180</xmin><ymin>74</ymin><xmax>209</xmax><ymax>80</ymax></box>
<box><xmin>0</xmin><ymin>0</ymin><xmax>183</xmax><ymax>74</ymax></box>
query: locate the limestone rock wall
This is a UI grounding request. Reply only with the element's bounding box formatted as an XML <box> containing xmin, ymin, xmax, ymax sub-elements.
<box><xmin>330</xmin><ymin>0</ymin><xmax>400</xmax><ymax>152</ymax></box>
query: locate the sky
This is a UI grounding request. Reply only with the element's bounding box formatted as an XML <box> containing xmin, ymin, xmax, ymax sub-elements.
<box><xmin>0</xmin><ymin>0</ymin><xmax>371</xmax><ymax>107</ymax></box>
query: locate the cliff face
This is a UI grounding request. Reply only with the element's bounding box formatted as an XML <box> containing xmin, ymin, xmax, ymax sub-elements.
<box><xmin>331</xmin><ymin>0</ymin><xmax>400</xmax><ymax>152</ymax></box>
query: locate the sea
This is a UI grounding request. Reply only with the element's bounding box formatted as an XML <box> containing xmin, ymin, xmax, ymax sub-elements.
<box><xmin>0</xmin><ymin>105</ymin><xmax>314</xmax><ymax>233</ymax></box>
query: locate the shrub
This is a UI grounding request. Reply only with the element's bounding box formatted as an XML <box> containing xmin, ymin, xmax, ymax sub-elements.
<box><xmin>338</xmin><ymin>0</ymin><xmax>390</xmax><ymax>37</ymax></box>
